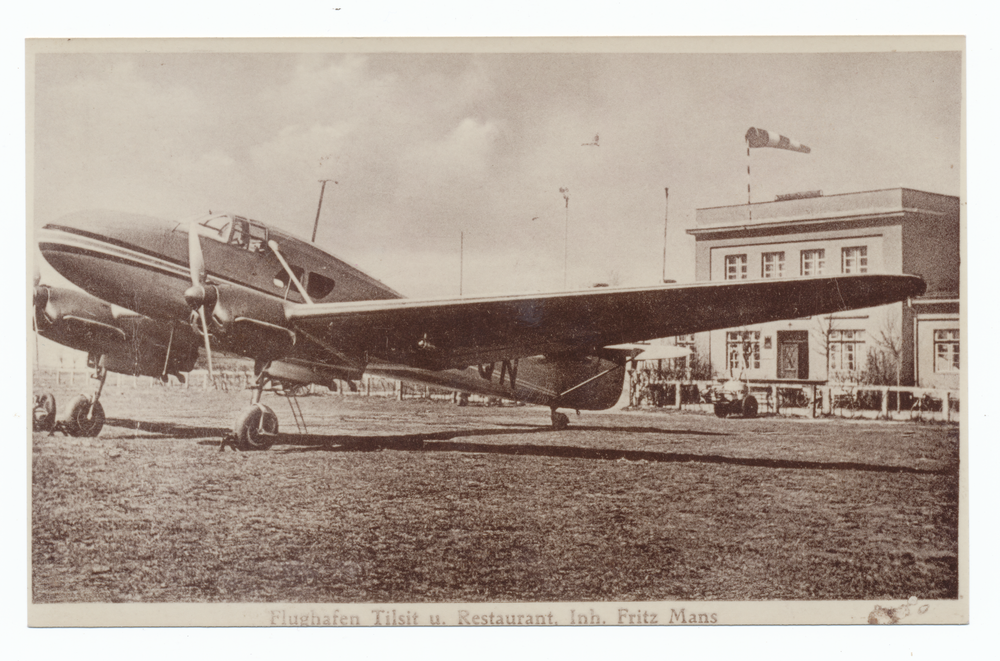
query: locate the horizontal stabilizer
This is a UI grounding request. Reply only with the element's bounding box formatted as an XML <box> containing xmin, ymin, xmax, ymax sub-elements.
<box><xmin>604</xmin><ymin>343</ymin><xmax>691</xmax><ymax>361</ymax></box>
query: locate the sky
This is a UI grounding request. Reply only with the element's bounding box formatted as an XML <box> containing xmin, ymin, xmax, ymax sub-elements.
<box><xmin>30</xmin><ymin>44</ymin><xmax>961</xmax><ymax>299</ymax></box>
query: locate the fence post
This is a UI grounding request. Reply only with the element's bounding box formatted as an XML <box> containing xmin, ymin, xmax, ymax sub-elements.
<box><xmin>771</xmin><ymin>385</ymin><xmax>778</xmax><ymax>414</ymax></box>
<box><xmin>396</xmin><ymin>380</ymin><xmax>403</xmax><ymax>401</ymax></box>
<box><xmin>944</xmin><ymin>391</ymin><xmax>951</xmax><ymax>423</ymax></box>
<box><xmin>811</xmin><ymin>384</ymin><xmax>818</xmax><ymax>418</ymax></box>
<box><xmin>674</xmin><ymin>381</ymin><xmax>682</xmax><ymax>409</ymax></box>
<box><xmin>881</xmin><ymin>387</ymin><xmax>889</xmax><ymax>419</ymax></box>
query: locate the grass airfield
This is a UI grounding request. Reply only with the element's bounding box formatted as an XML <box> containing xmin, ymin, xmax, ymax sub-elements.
<box><xmin>31</xmin><ymin>384</ymin><xmax>959</xmax><ymax>603</ymax></box>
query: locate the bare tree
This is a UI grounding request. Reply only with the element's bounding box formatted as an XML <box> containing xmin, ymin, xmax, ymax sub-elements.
<box><xmin>871</xmin><ymin>309</ymin><xmax>903</xmax><ymax>412</ymax></box>
<box><xmin>811</xmin><ymin>314</ymin><xmax>835</xmax><ymax>379</ymax></box>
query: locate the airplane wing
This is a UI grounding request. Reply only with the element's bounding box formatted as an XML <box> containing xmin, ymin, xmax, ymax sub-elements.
<box><xmin>285</xmin><ymin>274</ymin><xmax>924</xmax><ymax>370</ymax></box>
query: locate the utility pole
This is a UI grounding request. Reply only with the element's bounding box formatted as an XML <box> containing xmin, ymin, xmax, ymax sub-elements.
<box><xmin>559</xmin><ymin>187</ymin><xmax>570</xmax><ymax>289</ymax></box>
<box><xmin>312</xmin><ymin>179</ymin><xmax>336</xmax><ymax>243</ymax></box>
<box><xmin>662</xmin><ymin>187</ymin><xmax>669</xmax><ymax>283</ymax></box>
<box><xmin>459</xmin><ymin>231</ymin><xmax>464</xmax><ymax>296</ymax></box>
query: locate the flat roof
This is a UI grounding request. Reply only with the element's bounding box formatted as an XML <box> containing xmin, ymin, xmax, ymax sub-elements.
<box><xmin>689</xmin><ymin>187</ymin><xmax>958</xmax><ymax>236</ymax></box>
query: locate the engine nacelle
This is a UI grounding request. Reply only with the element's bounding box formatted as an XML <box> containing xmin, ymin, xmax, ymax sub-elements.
<box><xmin>35</xmin><ymin>286</ymin><xmax>200</xmax><ymax>379</ymax></box>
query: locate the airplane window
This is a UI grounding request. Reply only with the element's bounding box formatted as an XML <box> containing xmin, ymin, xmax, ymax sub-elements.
<box><xmin>229</xmin><ymin>217</ymin><xmax>250</xmax><ymax>249</ymax></box>
<box><xmin>307</xmin><ymin>272</ymin><xmax>336</xmax><ymax>299</ymax></box>
<box><xmin>273</xmin><ymin>266</ymin><xmax>306</xmax><ymax>292</ymax></box>
<box><xmin>200</xmin><ymin>216</ymin><xmax>232</xmax><ymax>241</ymax></box>
<box><xmin>248</xmin><ymin>222</ymin><xmax>268</xmax><ymax>253</ymax></box>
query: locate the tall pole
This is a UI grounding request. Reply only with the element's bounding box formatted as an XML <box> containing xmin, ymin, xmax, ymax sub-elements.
<box><xmin>662</xmin><ymin>187</ymin><xmax>669</xmax><ymax>283</ymax></box>
<box><xmin>459</xmin><ymin>231</ymin><xmax>464</xmax><ymax>296</ymax></box>
<box><xmin>312</xmin><ymin>179</ymin><xmax>335</xmax><ymax>243</ymax></box>
<box><xmin>560</xmin><ymin>187</ymin><xmax>570</xmax><ymax>289</ymax></box>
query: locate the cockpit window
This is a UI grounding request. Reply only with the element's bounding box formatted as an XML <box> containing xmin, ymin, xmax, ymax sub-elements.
<box><xmin>307</xmin><ymin>272</ymin><xmax>336</xmax><ymax>299</ymax></box>
<box><xmin>200</xmin><ymin>216</ymin><xmax>232</xmax><ymax>240</ymax></box>
<box><xmin>229</xmin><ymin>217</ymin><xmax>249</xmax><ymax>249</ymax></box>
<box><xmin>248</xmin><ymin>222</ymin><xmax>267</xmax><ymax>253</ymax></box>
<box><xmin>198</xmin><ymin>215</ymin><xmax>267</xmax><ymax>254</ymax></box>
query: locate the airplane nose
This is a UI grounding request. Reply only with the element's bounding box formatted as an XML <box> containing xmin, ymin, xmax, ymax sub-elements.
<box><xmin>37</xmin><ymin>210</ymin><xmax>191</xmax><ymax>321</ymax></box>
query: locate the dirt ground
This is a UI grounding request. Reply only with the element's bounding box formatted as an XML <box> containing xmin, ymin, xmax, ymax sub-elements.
<box><xmin>30</xmin><ymin>382</ymin><xmax>960</xmax><ymax>603</ymax></box>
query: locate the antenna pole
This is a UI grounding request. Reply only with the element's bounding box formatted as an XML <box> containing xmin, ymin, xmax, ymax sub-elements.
<box><xmin>312</xmin><ymin>179</ymin><xmax>335</xmax><ymax>243</ymax></box>
<box><xmin>662</xmin><ymin>187</ymin><xmax>669</xmax><ymax>283</ymax></box>
<box><xmin>559</xmin><ymin>187</ymin><xmax>570</xmax><ymax>289</ymax></box>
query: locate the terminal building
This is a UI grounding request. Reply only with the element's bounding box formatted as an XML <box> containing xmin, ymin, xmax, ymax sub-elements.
<box><xmin>685</xmin><ymin>187</ymin><xmax>960</xmax><ymax>390</ymax></box>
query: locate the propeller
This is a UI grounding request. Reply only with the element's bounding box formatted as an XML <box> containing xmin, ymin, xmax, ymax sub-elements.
<box><xmin>32</xmin><ymin>263</ymin><xmax>44</xmax><ymax>366</ymax></box>
<box><xmin>184</xmin><ymin>222</ymin><xmax>217</xmax><ymax>378</ymax></box>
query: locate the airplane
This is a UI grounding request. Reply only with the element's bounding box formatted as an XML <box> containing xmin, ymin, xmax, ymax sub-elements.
<box><xmin>35</xmin><ymin>209</ymin><xmax>926</xmax><ymax>450</ymax></box>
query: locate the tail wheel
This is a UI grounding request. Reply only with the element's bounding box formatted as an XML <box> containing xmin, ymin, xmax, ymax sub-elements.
<box><xmin>742</xmin><ymin>396</ymin><xmax>758</xmax><ymax>419</ymax></box>
<box><xmin>64</xmin><ymin>395</ymin><xmax>105</xmax><ymax>437</ymax></box>
<box><xmin>235</xmin><ymin>404</ymin><xmax>279</xmax><ymax>451</ymax></box>
<box><xmin>33</xmin><ymin>393</ymin><xmax>57</xmax><ymax>432</ymax></box>
<box><xmin>714</xmin><ymin>402</ymin><xmax>729</xmax><ymax>418</ymax></box>
<box><xmin>550</xmin><ymin>410</ymin><xmax>569</xmax><ymax>430</ymax></box>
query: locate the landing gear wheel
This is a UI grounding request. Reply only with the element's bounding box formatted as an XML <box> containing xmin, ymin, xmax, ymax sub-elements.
<box><xmin>64</xmin><ymin>395</ymin><xmax>105</xmax><ymax>437</ymax></box>
<box><xmin>33</xmin><ymin>393</ymin><xmax>56</xmax><ymax>432</ymax></box>
<box><xmin>235</xmin><ymin>404</ymin><xmax>279</xmax><ymax>451</ymax></box>
<box><xmin>550</xmin><ymin>410</ymin><xmax>569</xmax><ymax>430</ymax></box>
<box><xmin>714</xmin><ymin>402</ymin><xmax>729</xmax><ymax>418</ymax></box>
<box><xmin>741</xmin><ymin>395</ymin><xmax>758</xmax><ymax>419</ymax></box>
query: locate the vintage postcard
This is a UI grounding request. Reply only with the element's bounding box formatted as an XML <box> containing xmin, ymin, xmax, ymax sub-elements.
<box><xmin>27</xmin><ymin>36</ymin><xmax>966</xmax><ymax>627</ymax></box>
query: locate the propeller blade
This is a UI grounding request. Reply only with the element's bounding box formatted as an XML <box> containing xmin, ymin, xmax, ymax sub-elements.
<box><xmin>189</xmin><ymin>221</ymin><xmax>215</xmax><ymax>381</ymax></box>
<box><xmin>189</xmin><ymin>221</ymin><xmax>207</xmax><ymax>287</ymax></box>
<box><xmin>198</xmin><ymin>307</ymin><xmax>215</xmax><ymax>378</ymax></box>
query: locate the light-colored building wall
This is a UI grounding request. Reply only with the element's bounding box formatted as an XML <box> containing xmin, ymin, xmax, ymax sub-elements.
<box><xmin>687</xmin><ymin>188</ymin><xmax>959</xmax><ymax>388</ymax></box>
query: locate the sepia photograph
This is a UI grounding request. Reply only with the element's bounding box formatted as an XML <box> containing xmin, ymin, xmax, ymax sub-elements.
<box><xmin>27</xmin><ymin>36</ymin><xmax>966</xmax><ymax>627</ymax></box>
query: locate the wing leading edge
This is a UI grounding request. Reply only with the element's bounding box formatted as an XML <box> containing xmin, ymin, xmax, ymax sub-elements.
<box><xmin>285</xmin><ymin>274</ymin><xmax>925</xmax><ymax>370</ymax></box>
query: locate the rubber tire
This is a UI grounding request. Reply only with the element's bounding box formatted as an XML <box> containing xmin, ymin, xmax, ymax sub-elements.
<box><xmin>714</xmin><ymin>402</ymin><xmax>729</xmax><ymax>418</ymax></box>
<box><xmin>551</xmin><ymin>411</ymin><xmax>570</xmax><ymax>430</ymax></box>
<box><xmin>235</xmin><ymin>404</ymin><xmax>278</xmax><ymax>451</ymax></box>
<box><xmin>742</xmin><ymin>395</ymin><xmax>758</xmax><ymax>419</ymax></box>
<box><xmin>33</xmin><ymin>393</ymin><xmax>57</xmax><ymax>432</ymax></box>
<box><xmin>65</xmin><ymin>395</ymin><xmax>105</xmax><ymax>437</ymax></box>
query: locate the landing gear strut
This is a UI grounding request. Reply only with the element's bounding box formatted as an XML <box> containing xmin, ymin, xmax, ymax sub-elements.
<box><xmin>55</xmin><ymin>355</ymin><xmax>108</xmax><ymax>437</ymax></box>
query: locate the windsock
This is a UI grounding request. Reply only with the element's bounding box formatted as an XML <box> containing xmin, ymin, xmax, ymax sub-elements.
<box><xmin>745</xmin><ymin>127</ymin><xmax>810</xmax><ymax>154</ymax></box>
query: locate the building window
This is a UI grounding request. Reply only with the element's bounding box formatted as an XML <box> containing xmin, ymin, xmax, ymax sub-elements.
<box><xmin>842</xmin><ymin>246</ymin><xmax>868</xmax><ymax>274</ymax></box>
<box><xmin>829</xmin><ymin>329</ymin><xmax>864</xmax><ymax>372</ymax></box>
<box><xmin>675</xmin><ymin>334</ymin><xmax>696</xmax><ymax>351</ymax></box>
<box><xmin>934</xmin><ymin>329</ymin><xmax>960</xmax><ymax>372</ymax></box>
<box><xmin>674</xmin><ymin>333</ymin><xmax>697</xmax><ymax>371</ymax></box>
<box><xmin>762</xmin><ymin>251</ymin><xmax>785</xmax><ymax>278</ymax></box>
<box><xmin>725</xmin><ymin>254</ymin><xmax>748</xmax><ymax>280</ymax></box>
<box><xmin>727</xmin><ymin>331</ymin><xmax>760</xmax><ymax>371</ymax></box>
<box><xmin>800</xmin><ymin>249</ymin><xmax>825</xmax><ymax>276</ymax></box>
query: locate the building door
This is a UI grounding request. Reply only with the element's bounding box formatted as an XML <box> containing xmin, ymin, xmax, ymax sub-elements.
<box><xmin>777</xmin><ymin>331</ymin><xmax>809</xmax><ymax>379</ymax></box>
